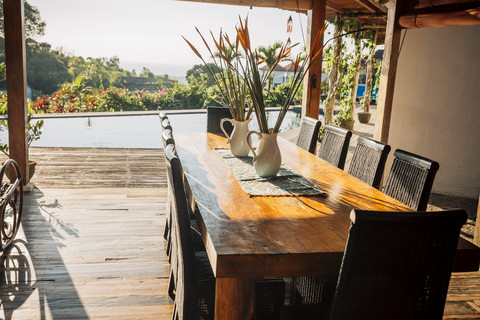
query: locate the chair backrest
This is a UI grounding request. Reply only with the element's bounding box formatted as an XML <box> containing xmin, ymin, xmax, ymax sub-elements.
<box><xmin>347</xmin><ymin>137</ymin><xmax>391</xmax><ymax>189</ymax></box>
<box><xmin>316</xmin><ymin>125</ymin><xmax>352</xmax><ymax>169</ymax></box>
<box><xmin>162</xmin><ymin>128</ymin><xmax>175</xmax><ymax>149</ymax></box>
<box><xmin>161</xmin><ymin>118</ymin><xmax>172</xmax><ymax>131</ymax></box>
<box><xmin>330</xmin><ymin>209</ymin><xmax>467</xmax><ymax>320</ymax></box>
<box><xmin>207</xmin><ymin>106</ymin><xmax>233</xmax><ymax>135</ymax></box>
<box><xmin>159</xmin><ymin>111</ymin><xmax>168</xmax><ymax>121</ymax></box>
<box><xmin>296</xmin><ymin>116</ymin><xmax>322</xmax><ymax>154</ymax></box>
<box><xmin>164</xmin><ymin>144</ymin><xmax>197</xmax><ymax>319</ymax></box>
<box><xmin>383</xmin><ymin>149</ymin><xmax>439</xmax><ymax>211</ymax></box>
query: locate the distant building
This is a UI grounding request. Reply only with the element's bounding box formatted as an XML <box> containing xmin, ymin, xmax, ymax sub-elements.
<box><xmin>120</xmin><ymin>76</ymin><xmax>177</xmax><ymax>91</ymax></box>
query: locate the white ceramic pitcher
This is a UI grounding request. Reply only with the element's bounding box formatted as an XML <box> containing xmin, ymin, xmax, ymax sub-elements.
<box><xmin>246</xmin><ymin>129</ymin><xmax>282</xmax><ymax>178</ymax></box>
<box><xmin>220</xmin><ymin>118</ymin><xmax>252</xmax><ymax>157</ymax></box>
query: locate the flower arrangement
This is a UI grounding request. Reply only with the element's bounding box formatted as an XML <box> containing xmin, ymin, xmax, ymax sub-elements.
<box><xmin>184</xmin><ymin>16</ymin><xmax>327</xmax><ymax>133</ymax></box>
<box><xmin>183</xmin><ymin>28</ymin><xmax>252</xmax><ymax>122</ymax></box>
<box><xmin>236</xmin><ymin>17</ymin><xmax>327</xmax><ymax>133</ymax></box>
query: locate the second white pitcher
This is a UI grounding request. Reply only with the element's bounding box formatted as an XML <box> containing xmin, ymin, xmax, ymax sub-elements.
<box><xmin>220</xmin><ymin>118</ymin><xmax>252</xmax><ymax>157</ymax></box>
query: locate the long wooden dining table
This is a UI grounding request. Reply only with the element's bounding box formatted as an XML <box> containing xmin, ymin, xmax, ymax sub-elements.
<box><xmin>174</xmin><ymin>131</ymin><xmax>480</xmax><ymax>320</ymax></box>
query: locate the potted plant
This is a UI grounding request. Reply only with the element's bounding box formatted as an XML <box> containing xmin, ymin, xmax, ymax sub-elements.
<box><xmin>0</xmin><ymin>114</ymin><xmax>44</xmax><ymax>180</ymax></box>
<box><xmin>335</xmin><ymin>105</ymin><xmax>354</xmax><ymax>131</ymax></box>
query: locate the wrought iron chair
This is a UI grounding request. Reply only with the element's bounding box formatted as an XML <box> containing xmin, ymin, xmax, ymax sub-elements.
<box><xmin>207</xmin><ymin>106</ymin><xmax>233</xmax><ymax>135</ymax></box>
<box><xmin>316</xmin><ymin>125</ymin><xmax>352</xmax><ymax>170</ymax></box>
<box><xmin>283</xmin><ymin>209</ymin><xmax>467</xmax><ymax>320</ymax></box>
<box><xmin>383</xmin><ymin>149</ymin><xmax>439</xmax><ymax>211</ymax></box>
<box><xmin>347</xmin><ymin>137</ymin><xmax>391</xmax><ymax>189</ymax></box>
<box><xmin>0</xmin><ymin>160</ymin><xmax>23</xmax><ymax>251</ymax></box>
<box><xmin>296</xmin><ymin>117</ymin><xmax>321</xmax><ymax>154</ymax></box>
<box><xmin>165</xmin><ymin>144</ymin><xmax>285</xmax><ymax>319</ymax></box>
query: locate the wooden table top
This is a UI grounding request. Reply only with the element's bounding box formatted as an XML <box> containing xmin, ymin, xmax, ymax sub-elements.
<box><xmin>174</xmin><ymin>132</ymin><xmax>480</xmax><ymax>278</ymax></box>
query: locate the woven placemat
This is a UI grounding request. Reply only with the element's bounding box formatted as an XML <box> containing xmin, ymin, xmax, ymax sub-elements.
<box><xmin>214</xmin><ymin>148</ymin><xmax>326</xmax><ymax>197</ymax></box>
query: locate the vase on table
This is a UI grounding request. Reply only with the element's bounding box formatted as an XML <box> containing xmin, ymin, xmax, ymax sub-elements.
<box><xmin>220</xmin><ymin>118</ymin><xmax>252</xmax><ymax>157</ymax></box>
<box><xmin>246</xmin><ymin>129</ymin><xmax>282</xmax><ymax>178</ymax></box>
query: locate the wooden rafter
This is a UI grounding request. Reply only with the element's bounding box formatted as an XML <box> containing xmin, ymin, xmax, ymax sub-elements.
<box><xmin>356</xmin><ymin>0</ymin><xmax>384</xmax><ymax>12</ymax></box>
<box><xmin>326</xmin><ymin>1</ymin><xmax>346</xmax><ymax>13</ymax></box>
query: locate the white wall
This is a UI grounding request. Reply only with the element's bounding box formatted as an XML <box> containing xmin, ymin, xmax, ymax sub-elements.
<box><xmin>388</xmin><ymin>25</ymin><xmax>480</xmax><ymax>199</ymax></box>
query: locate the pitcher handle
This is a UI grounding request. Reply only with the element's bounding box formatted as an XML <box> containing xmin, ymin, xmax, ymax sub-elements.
<box><xmin>246</xmin><ymin>131</ymin><xmax>261</xmax><ymax>160</ymax></box>
<box><xmin>220</xmin><ymin>118</ymin><xmax>234</xmax><ymax>143</ymax></box>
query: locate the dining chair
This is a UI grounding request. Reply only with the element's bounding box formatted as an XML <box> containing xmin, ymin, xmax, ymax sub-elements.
<box><xmin>347</xmin><ymin>137</ymin><xmax>391</xmax><ymax>189</ymax></box>
<box><xmin>383</xmin><ymin>149</ymin><xmax>439</xmax><ymax>211</ymax></box>
<box><xmin>159</xmin><ymin>111</ymin><xmax>168</xmax><ymax>121</ymax></box>
<box><xmin>162</xmin><ymin>128</ymin><xmax>175</xmax><ymax>149</ymax></box>
<box><xmin>161</xmin><ymin>118</ymin><xmax>172</xmax><ymax>132</ymax></box>
<box><xmin>207</xmin><ymin>106</ymin><xmax>233</xmax><ymax>135</ymax></box>
<box><xmin>283</xmin><ymin>209</ymin><xmax>467</xmax><ymax>320</ymax></box>
<box><xmin>296</xmin><ymin>117</ymin><xmax>322</xmax><ymax>154</ymax></box>
<box><xmin>165</xmin><ymin>144</ymin><xmax>286</xmax><ymax>319</ymax></box>
<box><xmin>316</xmin><ymin>125</ymin><xmax>352</xmax><ymax>170</ymax></box>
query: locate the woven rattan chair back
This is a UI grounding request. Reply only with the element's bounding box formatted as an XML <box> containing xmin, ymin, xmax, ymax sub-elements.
<box><xmin>316</xmin><ymin>125</ymin><xmax>352</xmax><ymax>169</ymax></box>
<box><xmin>165</xmin><ymin>144</ymin><xmax>214</xmax><ymax>319</ymax></box>
<box><xmin>330</xmin><ymin>209</ymin><xmax>467</xmax><ymax>320</ymax></box>
<box><xmin>207</xmin><ymin>106</ymin><xmax>233</xmax><ymax>135</ymax></box>
<box><xmin>162</xmin><ymin>128</ymin><xmax>175</xmax><ymax>149</ymax></box>
<box><xmin>159</xmin><ymin>111</ymin><xmax>168</xmax><ymax>121</ymax></box>
<box><xmin>383</xmin><ymin>149</ymin><xmax>439</xmax><ymax>211</ymax></box>
<box><xmin>161</xmin><ymin>118</ymin><xmax>172</xmax><ymax>132</ymax></box>
<box><xmin>296</xmin><ymin>117</ymin><xmax>322</xmax><ymax>154</ymax></box>
<box><xmin>347</xmin><ymin>137</ymin><xmax>391</xmax><ymax>189</ymax></box>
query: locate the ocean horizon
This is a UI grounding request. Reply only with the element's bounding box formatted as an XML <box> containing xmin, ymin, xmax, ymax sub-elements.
<box><xmin>120</xmin><ymin>61</ymin><xmax>192</xmax><ymax>83</ymax></box>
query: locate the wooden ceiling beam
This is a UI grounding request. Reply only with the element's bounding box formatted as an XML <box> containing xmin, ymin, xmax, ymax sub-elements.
<box><xmin>399</xmin><ymin>8</ymin><xmax>480</xmax><ymax>28</ymax></box>
<box><xmin>326</xmin><ymin>1</ymin><xmax>346</xmax><ymax>13</ymax></box>
<box><xmin>356</xmin><ymin>0</ymin><xmax>383</xmax><ymax>13</ymax></box>
<box><xmin>399</xmin><ymin>1</ymin><xmax>480</xmax><ymax>28</ymax></box>
<box><xmin>176</xmin><ymin>0</ymin><xmax>313</xmax><ymax>11</ymax></box>
<box><xmin>343</xmin><ymin>13</ymin><xmax>387</xmax><ymax>19</ymax></box>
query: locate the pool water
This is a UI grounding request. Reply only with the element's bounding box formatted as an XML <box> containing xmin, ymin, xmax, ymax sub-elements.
<box><xmin>0</xmin><ymin>111</ymin><xmax>301</xmax><ymax>149</ymax></box>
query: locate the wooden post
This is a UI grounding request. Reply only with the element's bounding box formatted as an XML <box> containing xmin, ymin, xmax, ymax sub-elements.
<box><xmin>3</xmin><ymin>0</ymin><xmax>29</xmax><ymax>184</ymax></box>
<box><xmin>373</xmin><ymin>0</ymin><xmax>403</xmax><ymax>143</ymax></box>
<box><xmin>301</xmin><ymin>0</ymin><xmax>326</xmax><ymax>119</ymax></box>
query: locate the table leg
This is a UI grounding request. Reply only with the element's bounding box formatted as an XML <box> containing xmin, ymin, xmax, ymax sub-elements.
<box><xmin>215</xmin><ymin>277</ymin><xmax>255</xmax><ymax>320</ymax></box>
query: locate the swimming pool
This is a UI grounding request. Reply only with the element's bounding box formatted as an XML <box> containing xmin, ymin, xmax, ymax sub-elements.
<box><xmin>0</xmin><ymin>111</ymin><xmax>301</xmax><ymax>149</ymax></box>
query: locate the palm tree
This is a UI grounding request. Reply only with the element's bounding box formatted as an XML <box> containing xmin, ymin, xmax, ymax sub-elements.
<box><xmin>257</xmin><ymin>42</ymin><xmax>283</xmax><ymax>90</ymax></box>
<box><xmin>214</xmin><ymin>45</ymin><xmax>242</xmax><ymax>63</ymax></box>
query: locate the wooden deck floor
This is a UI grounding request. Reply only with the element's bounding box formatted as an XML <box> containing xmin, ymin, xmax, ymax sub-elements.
<box><xmin>0</xmin><ymin>147</ymin><xmax>173</xmax><ymax>319</ymax></box>
<box><xmin>0</xmin><ymin>146</ymin><xmax>479</xmax><ymax>319</ymax></box>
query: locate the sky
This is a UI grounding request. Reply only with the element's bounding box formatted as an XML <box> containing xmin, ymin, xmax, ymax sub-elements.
<box><xmin>28</xmin><ymin>0</ymin><xmax>313</xmax><ymax>78</ymax></box>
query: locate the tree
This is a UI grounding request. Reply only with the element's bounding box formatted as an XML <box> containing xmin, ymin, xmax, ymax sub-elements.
<box><xmin>0</xmin><ymin>0</ymin><xmax>46</xmax><ymax>39</ymax></box>
<box><xmin>257</xmin><ymin>42</ymin><xmax>283</xmax><ymax>90</ymax></box>
<box><xmin>186</xmin><ymin>63</ymin><xmax>220</xmax><ymax>86</ymax></box>
<box><xmin>140</xmin><ymin>67</ymin><xmax>155</xmax><ymax>78</ymax></box>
